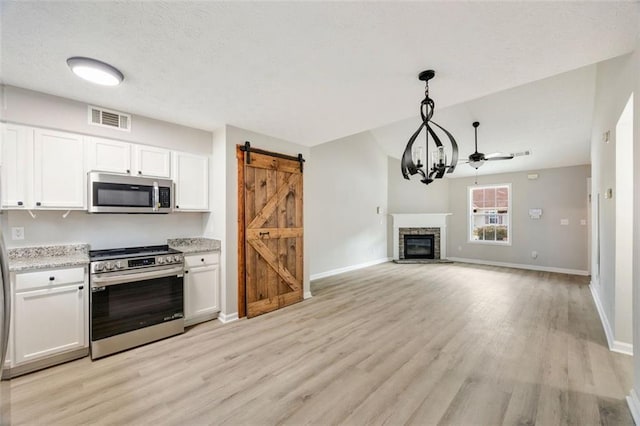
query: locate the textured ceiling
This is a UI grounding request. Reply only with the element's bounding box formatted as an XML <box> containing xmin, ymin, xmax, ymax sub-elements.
<box><xmin>1</xmin><ymin>1</ymin><xmax>638</xmax><ymax>147</ymax></box>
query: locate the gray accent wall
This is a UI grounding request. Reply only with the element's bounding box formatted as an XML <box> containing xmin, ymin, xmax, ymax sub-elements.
<box><xmin>387</xmin><ymin>156</ymin><xmax>450</xmax><ymax>214</ymax></box>
<box><xmin>447</xmin><ymin>165</ymin><xmax>590</xmax><ymax>272</ymax></box>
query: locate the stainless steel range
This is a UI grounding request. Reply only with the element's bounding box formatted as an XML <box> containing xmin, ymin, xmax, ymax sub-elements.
<box><xmin>89</xmin><ymin>245</ymin><xmax>184</xmax><ymax>359</ymax></box>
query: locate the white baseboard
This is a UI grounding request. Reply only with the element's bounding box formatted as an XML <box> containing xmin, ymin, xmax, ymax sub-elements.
<box><xmin>310</xmin><ymin>257</ymin><xmax>392</xmax><ymax>281</ymax></box>
<box><xmin>590</xmin><ymin>284</ymin><xmax>616</xmax><ymax>349</ymax></box>
<box><xmin>304</xmin><ymin>291</ymin><xmax>313</xmax><ymax>299</ymax></box>
<box><xmin>217</xmin><ymin>312</ymin><xmax>239</xmax><ymax>324</ymax></box>
<box><xmin>447</xmin><ymin>257</ymin><xmax>589</xmax><ymax>276</ymax></box>
<box><xmin>628</xmin><ymin>389</ymin><xmax>640</xmax><ymax>424</ymax></box>
<box><xmin>613</xmin><ymin>341</ymin><xmax>634</xmax><ymax>355</ymax></box>
<box><xmin>589</xmin><ymin>284</ymin><xmax>633</xmax><ymax>356</ymax></box>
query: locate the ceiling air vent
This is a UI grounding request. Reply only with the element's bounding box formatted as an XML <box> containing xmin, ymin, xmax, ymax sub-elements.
<box><xmin>88</xmin><ymin>106</ymin><xmax>131</xmax><ymax>131</ymax></box>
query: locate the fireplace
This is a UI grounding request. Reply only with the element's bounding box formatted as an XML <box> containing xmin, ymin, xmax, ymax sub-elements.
<box><xmin>398</xmin><ymin>227</ymin><xmax>441</xmax><ymax>260</ymax></box>
<box><xmin>404</xmin><ymin>235</ymin><xmax>435</xmax><ymax>259</ymax></box>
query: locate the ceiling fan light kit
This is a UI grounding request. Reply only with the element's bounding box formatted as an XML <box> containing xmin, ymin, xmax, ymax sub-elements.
<box><xmin>401</xmin><ymin>70</ymin><xmax>458</xmax><ymax>186</ymax></box>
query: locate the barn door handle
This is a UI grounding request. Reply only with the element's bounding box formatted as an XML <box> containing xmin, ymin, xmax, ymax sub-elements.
<box><xmin>259</xmin><ymin>231</ymin><xmax>270</xmax><ymax>237</ymax></box>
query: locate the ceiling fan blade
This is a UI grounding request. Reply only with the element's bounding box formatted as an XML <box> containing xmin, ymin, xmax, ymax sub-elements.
<box><xmin>485</xmin><ymin>152</ymin><xmax>513</xmax><ymax>159</ymax></box>
<box><xmin>486</xmin><ymin>155</ymin><xmax>514</xmax><ymax>161</ymax></box>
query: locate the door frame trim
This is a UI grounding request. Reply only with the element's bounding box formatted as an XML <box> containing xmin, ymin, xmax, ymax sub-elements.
<box><xmin>236</xmin><ymin>145</ymin><xmax>246</xmax><ymax>318</ymax></box>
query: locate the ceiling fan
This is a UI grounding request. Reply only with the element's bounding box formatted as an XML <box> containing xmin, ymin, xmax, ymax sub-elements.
<box><xmin>464</xmin><ymin>121</ymin><xmax>530</xmax><ymax>169</ymax></box>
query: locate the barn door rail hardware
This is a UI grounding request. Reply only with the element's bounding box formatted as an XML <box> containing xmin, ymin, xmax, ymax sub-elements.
<box><xmin>240</xmin><ymin>141</ymin><xmax>306</xmax><ymax>172</ymax></box>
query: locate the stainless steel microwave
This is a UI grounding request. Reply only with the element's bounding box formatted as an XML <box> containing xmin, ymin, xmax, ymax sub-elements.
<box><xmin>88</xmin><ymin>172</ymin><xmax>173</xmax><ymax>214</ymax></box>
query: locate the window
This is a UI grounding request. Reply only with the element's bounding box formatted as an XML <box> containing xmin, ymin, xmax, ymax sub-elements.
<box><xmin>469</xmin><ymin>184</ymin><xmax>511</xmax><ymax>244</ymax></box>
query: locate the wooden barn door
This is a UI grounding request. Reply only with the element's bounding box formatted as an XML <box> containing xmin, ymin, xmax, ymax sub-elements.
<box><xmin>241</xmin><ymin>148</ymin><xmax>303</xmax><ymax>318</ymax></box>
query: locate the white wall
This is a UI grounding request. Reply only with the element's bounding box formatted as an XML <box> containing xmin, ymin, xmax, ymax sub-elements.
<box><xmin>307</xmin><ymin>131</ymin><xmax>388</xmax><ymax>278</ymax></box>
<box><xmin>447</xmin><ymin>165</ymin><xmax>590</xmax><ymax>273</ymax></box>
<box><xmin>3</xmin><ymin>210</ymin><xmax>203</xmax><ymax>249</ymax></box>
<box><xmin>222</xmin><ymin>125</ymin><xmax>311</xmax><ymax>315</ymax></box>
<box><xmin>1</xmin><ymin>86</ymin><xmax>212</xmax><ymax>155</ymax></box>
<box><xmin>0</xmin><ymin>86</ymin><xmax>214</xmax><ymax>250</ymax></box>
<box><xmin>629</xmin><ymin>33</ymin><xmax>640</xmax><ymax>419</ymax></box>
<box><xmin>615</xmin><ymin>95</ymin><xmax>634</xmax><ymax>348</ymax></box>
<box><xmin>590</xmin><ymin>52</ymin><xmax>637</xmax><ymax>352</ymax></box>
<box><xmin>203</xmin><ymin>127</ymin><xmax>228</xmax><ymax>313</ymax></box>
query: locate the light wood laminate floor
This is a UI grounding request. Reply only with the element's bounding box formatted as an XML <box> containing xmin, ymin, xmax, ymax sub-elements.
<box><xmin>0</xmin><ymin>262</ymin><xmax>633</xmax><ymax>425</ymax></box>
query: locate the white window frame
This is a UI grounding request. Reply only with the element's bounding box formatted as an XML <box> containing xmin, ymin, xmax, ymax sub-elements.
<box><xmin>468</xmin><ymin>183</ymin><xmax>512</xmax><ymax>246</ymax></box>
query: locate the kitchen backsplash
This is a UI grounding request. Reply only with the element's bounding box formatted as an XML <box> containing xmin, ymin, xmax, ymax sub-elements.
<box><xmin>2</xmin><ymin>210</ymin><xmax>208</xmax><ymax>250</ymax></box>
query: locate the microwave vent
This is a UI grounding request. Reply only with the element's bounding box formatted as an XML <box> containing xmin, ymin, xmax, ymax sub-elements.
<box><xmin>89</xmin><ymin>106</ymin><xmax>131</xmax><ymax>131</ymax></box>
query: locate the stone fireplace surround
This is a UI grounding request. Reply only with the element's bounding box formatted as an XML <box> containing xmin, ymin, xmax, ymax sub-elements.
<box><xmin>399</xmin><ymin>227</ymin><xmax>441</xmax><ymax>260</ymax></box>
<box><xmin>391</xmin><ymin>213</ymin><xmax>451</xmax><ymax>261</ymax></box>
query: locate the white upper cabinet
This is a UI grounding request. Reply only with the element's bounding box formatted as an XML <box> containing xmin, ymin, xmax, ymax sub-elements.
<box><xmin>133</xmin><ymin>144</ymin><xmax>171</xmax><ymax>178</ymax></box>
<box><xmin>33</xmin><ymin>128</ymin><xmax>85</xmax><ymax>209</ymax></box>
<box><xmin>173</xmin><ymin>152</ymin><xmax>209</xmax><ymax>211</ymax></box>
<box><xmin>1</xmin><ymin>123</ymin><xmax>32</xmax><ymax>208</ymax></box>
<box><xmin>85</xmin><ymin>137</ymin><xmax>132</xmax><ymax>175</ymax></box>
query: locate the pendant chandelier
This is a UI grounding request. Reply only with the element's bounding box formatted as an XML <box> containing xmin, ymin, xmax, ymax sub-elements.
<box><xmin>401</xmin><ymin>70</ymin><xmax>458</xmax><ymax>185</ymax></box>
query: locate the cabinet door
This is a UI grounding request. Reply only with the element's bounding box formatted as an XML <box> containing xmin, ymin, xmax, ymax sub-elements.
<box><xmin>133</xmin><ymin>144</ymin><xmax>171</xmax><ymax>178</ymax></box>
<box><xmin>86</xmin><ymin>137</ymin><xmax>131</xmax><ymax>174</ymax></box>
<box><xmin>14</xmin><ymin>284</ymin><xmax>87</xmax><ymax>364</ymax></box>
<box><xmin>174</xmin><ymin>152</ymin><xmax>209</xmax><ymax>211</ymax></box>
<box><xmin>34</xmin><ymin>129</ymin><xmax>85</xmax><ymax>209</ymax></box>
<box><xmin>1</xmin><ymin>124</ymin><xmax>32</xmax><ymax>208</ymax></box>
<box><xmin>185</xmin><ymin>264</ymin><xmax>220</xmax><ymax>321</ymax></box>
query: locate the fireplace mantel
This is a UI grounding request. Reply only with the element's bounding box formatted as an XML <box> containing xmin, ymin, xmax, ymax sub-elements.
<box><xmin>391</xmin><ymin>214</ymin><xmax>452</xmax><ymax>261</ymax></box>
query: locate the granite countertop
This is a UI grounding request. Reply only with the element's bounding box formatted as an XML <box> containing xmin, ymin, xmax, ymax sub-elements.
<box><xmin>7</xmin><ymin>244</ymin><xmax>90</xmax><ymax>272</ymax></box>
<box><xmin>167</xmin><ymin>238</ymin><xmax>221</xmax><ymax>254</ymax></box>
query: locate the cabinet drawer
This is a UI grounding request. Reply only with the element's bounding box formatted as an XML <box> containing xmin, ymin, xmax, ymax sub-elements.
<box><xmin>185</xmin><ymin>252</ymin><xmax>219</xmax><ymax>268</ymax></box>
<box><xmin>16</xmin><ymin>267</ymin><xmax>85</xmax><ymax>291</ymax></box>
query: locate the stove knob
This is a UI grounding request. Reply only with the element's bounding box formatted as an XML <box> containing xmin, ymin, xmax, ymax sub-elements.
<box><xmin>166</xmin><ymin>255</ymin><xmax>174</xmax><ymax>264</ymax></box>
<box><xmin>173</xmin><ymin>255</ymin><xmax>181</xmax><ymax>263</ymax></box>
<box><xmin>94</xmin><ymin>262</ymin><xmax>105</xmax><ymax>272</ymax></box>
<box><xmin>105</xmin><ymin>262</ymin><xmax>115</xmax><ymax>271</ymax></box>
<box><xmin>115</xmin><ymin>261</ymin><xmax>124</xmax><ymax>269</ymax></box>
<box><xmin>157</xmin><ymin>257</ymin><xmax>165</xmax><ymax>264</ymax></box>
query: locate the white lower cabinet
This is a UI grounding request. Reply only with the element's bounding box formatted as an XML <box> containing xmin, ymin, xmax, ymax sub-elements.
<box><xmin>7</xmin><ymin>266</ymin><xmax>88</xmax><ymax>377</ymax></box>
<box><xmin>184</xmin><ymin>253</ymin><xmax>220</xmax><ymax>326</ymax></box>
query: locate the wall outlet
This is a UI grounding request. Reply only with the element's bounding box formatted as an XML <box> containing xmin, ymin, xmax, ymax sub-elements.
<box><xmin>531</xmin><ymin>251</ymin><xmax>538</xmax><ymax>259</ymax></box>
<box><xmin>560</xmin><ymin>219</ymin><xmax>569</xmax><ymax>226</ymax></box>
<box><xmin>580</xmin><ymin>219</ymin><xmax>587</xmax><ymax>226</ymax></box>
<box><xmin>458</xmin><ymin>245</ymin><xmax>462</xmax><ymax>251</ymax></box>
<box><xmin>11</xmin><ymin>227</ymin><xmax>24</xmax><ymax>240</ymax></box>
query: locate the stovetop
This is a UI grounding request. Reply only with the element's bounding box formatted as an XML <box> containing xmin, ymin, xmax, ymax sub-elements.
<box><xmin>89</xmin><ymin>245</ymin><xmax>181</xmax><ymax>261</ymax></box>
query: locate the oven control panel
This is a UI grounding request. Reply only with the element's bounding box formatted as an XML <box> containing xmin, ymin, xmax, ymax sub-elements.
<box><xmin>129</xmin><ymin>257</ymin><xmax>155</xmax><ymax>268</ymax></box>
<box><xmin>91</xmin><ymin>253</ymin><xmax>184</xmax><ymax>274</ymax></box>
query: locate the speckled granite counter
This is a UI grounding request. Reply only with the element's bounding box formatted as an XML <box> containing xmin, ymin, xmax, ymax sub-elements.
<box><xmin>168</xmin><ymin>238</ymin><xmax>221</xmax><ymax>254</ymax></box>
<box><xmin>7</xmin><ymin>244</ymin><xmax>90</xmax><ymax>272</ymax></box>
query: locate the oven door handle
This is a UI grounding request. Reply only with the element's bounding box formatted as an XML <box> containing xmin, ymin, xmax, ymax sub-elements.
<box><xmin>91</xmin><ymin>266</ymin><xmax>184</xmax><ymax>287</ymax></box>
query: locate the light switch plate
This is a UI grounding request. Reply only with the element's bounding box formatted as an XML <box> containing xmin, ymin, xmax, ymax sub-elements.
<box><xmin>560</xmin><ymin>219</ymin><xmax>569</xmax><ymax>226</ymax></box>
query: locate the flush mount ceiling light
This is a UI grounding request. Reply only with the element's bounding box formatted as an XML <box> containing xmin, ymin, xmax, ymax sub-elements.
<box><xmin>401</xmin><ymin>70</ymin><xmax>458</xmax><ymax>186</ymax></box>
<box><xmin>66</xmin><ymin>57</ymin><xmax>124</xmax><ymax>86</ymax></box>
